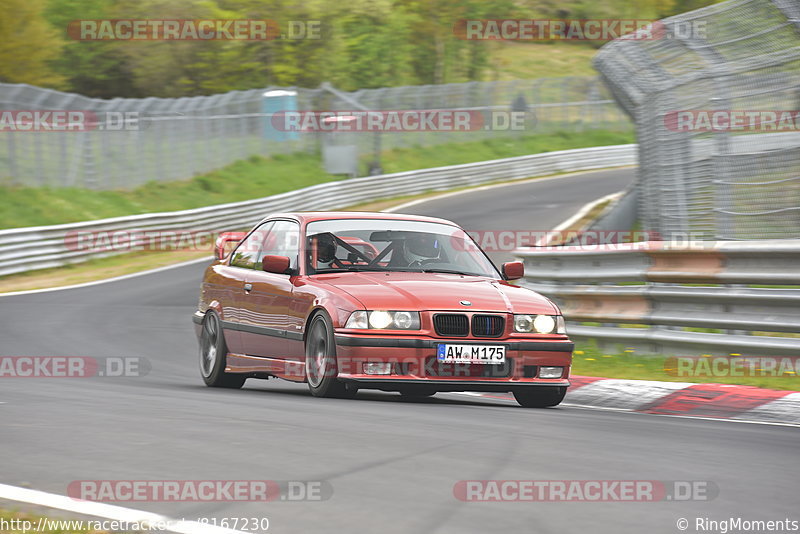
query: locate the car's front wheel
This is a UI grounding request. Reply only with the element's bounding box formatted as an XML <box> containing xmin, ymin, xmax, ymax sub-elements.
<box><xmin>513</xmin><ymin>386</ymin><xmax>566</xmax><ymax>408</ymax></box>
<box><xmin>305</xmin><ymin>312</ymin><xmax>357</xmax><ymax>399</ymax></box>
<box><xmin>199</xmin><ymin>311</ymin><xmax>246</xmax><ymax>389</ymax></box>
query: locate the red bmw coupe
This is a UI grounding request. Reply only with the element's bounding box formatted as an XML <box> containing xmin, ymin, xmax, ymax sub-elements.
<box><xmin>193</xmin><ymin>212</ymin><xmax>573</xmax><ymax>407</ymax></box>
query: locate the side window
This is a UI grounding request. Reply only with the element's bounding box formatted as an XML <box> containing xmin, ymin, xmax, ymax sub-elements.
<box><xmin>258</xmin><ymin>221</ymin><xmax>300</xmax><ymax>270</ymax></box>
<box><xmin>230</xmin><ymin>222</ymin><xmax>274</xmax><ymax>269</ymax></box>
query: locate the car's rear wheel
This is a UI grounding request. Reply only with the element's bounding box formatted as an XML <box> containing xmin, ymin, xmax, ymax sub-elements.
<box><xmin>305</xmin><ymin>312</ymin><xmax>357</xmax><ymax>399</ymax></box>
<box><xmin>513</xmin><ymin>386</ymin><xmax>566</xmax><ymax>408</ymax></box>
<box><xmin>200</xmin><ymin>311</ymin><xmax>246</xmax><ymax>389</ymax></box>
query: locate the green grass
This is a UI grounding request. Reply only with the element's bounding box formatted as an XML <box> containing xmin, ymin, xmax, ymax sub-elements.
<box><xmin>571</xmin><ymin>343</ymin><xmax>800</xmax><ymax>391</ymax></box>
<box><xmin>0</xmin><ymin>129</ymin><xmax>633</xmax><ymax>229</ymax></box>
<box><xmin>488</xmin><ymin>42</ymin><xmax>601</xmax><ymax>80</ymax></box>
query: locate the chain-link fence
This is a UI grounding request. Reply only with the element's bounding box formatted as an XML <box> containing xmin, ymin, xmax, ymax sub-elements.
<box><xmin>594</xmin><ymin>0</ymin><xmax>800</xmax><ymax>240</ymax></box>
<box><xmin>0</xmin><ymin>77</ymin><xmax>630</xmax><ymax>189</ymax></box>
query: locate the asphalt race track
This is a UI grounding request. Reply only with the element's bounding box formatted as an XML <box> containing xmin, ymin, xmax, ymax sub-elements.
<box><xmin>1</xmin><ymin>167</ymin><xmax>797</xmax><ymax>534</ymax></box>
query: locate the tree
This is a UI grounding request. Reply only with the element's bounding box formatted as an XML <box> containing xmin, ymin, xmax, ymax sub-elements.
<box><xmin>398</xmin><ymin>0</ymin><xmax>514</xmax><ymax>85</ymax></box>
<box><xmin>44</xmin><ymin>0</ymin><xmax>136</xmax><ymax>97</ymax></box>
<box><xmin>322</xmin><ymin>0</ymin><xmax>419</xmax><ymax>90</ymax></box>
<box><xmin>0</xmin><ymin>0</ymin><xmax>65</xmax><ymax>87</ymax></box>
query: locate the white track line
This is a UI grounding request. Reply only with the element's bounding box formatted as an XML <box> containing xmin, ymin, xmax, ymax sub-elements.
<box><xmin>386</xmin><ymin>170</ymin><xmax>625</xmax><ymax>247</ymax></box>
<box><xmin>384</xmin><ymin>167</ymin><xmax>633</xmax><ymax>213</ymax></box>
<box><xmin>0</xmin><ymin>256</ymin><xmax>213</xmax><ymax>298</ymax></box>
<box><xmin>536</xmin><ymin>191</ymin><xmax>622</xmax><ymax>246</ymax></box>
<box><xmin>562</xmin><ymin>402</ymin><xmax>800</xmax><ymax>428</ymax></box>
<box><xmin>0</xmin><ymin>483</ymin><xmax>247</xmax><ymax>534</ymax></box>
<box><xmin>449</xmin><ymin>393</ymin><xmax>800</xmax><ymax>428</ymax></box>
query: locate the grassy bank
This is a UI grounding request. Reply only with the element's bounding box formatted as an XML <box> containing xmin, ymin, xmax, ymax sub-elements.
<box><xmin>0</xmin><ymin>129</ymin><xmax>633</xmax><ymax>230</ymax></box>
<box><xmin>571</xmin><ymin>343</ymin><xmax>799</xmax><ymax>391</ymax></box>
<box><xmin>489</xmin><ymin>42</ymin><xmax>601</xmax><ymax>79</ymax></box>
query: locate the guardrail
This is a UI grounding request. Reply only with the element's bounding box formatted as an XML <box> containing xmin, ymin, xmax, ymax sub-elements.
<box><xmin>514</xmin><ymin>241</ymin><xmax>800</xmax><ymax>356</ymax></box>
<box><xmin>0</xmin><ymin>144</ymin><xmax>636</xmax><ymax>277</ymax></box>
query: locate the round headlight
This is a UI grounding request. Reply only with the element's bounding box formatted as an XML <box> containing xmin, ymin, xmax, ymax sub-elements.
<box><xmin>345</xmin><ymin>310</ymin><xmax>368</xmax><ymax>329</ymax></box>
<box><xmin>368</xmin><ymin>311</ymin><xmax>393</xmax><ymax>329</ymax></box>
<box><xmin>533</xmin><ymin>314</ymin><xmax>556</xmax><ymax>334</ymax></box>
<box><xmin>514</xmin><ymin>314</ymin><xmax>534</xmax><ymax>332</ymax></box>
<box><xmin>393</xmin><ymin>311</ymin><xmax>413</xmax><ymax>329</ymax></box>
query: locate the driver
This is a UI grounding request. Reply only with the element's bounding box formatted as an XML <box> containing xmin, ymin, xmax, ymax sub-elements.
<box><xmin>312</xmin><ymin>232</ymin><xmax>338</xmax><ymax>266</ymax></box>
<box><xmin>402</xmin><ymin>233</ymin><xmax>442</xmax><ymax>267</ymax></box>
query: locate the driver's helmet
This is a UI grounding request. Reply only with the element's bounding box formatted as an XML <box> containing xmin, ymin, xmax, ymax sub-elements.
<box><xmin>403</xmin><ymin>233</ymin><xmax>441</xmax><ymax>264</ymax></box>
<box><xmin>314</xmin><ymin>233</ymin><xmax>337</xmax><ymax>264</ymax></box>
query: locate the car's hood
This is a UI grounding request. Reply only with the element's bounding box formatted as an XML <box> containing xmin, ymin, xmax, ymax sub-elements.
<box><xmin>315</xmin><ymin>272</ymin><xmax>557</xmax><ymax>314</ymax></box>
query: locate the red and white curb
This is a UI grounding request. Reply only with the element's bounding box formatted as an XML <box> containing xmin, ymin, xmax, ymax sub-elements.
<box><xmin>461</xmin><ymin>376</ymin><xmax>800</xmax><ymax>426</ymax></box>
<box><xmin>566</xmin><ymin>376</ymin><xmax>800</xmax><ymax>425</ymax></box>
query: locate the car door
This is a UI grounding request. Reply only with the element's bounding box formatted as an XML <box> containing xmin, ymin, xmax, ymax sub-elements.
<box><xmin>241</xmin><ymin>220</ymin><xmax>302</xmax><ymax>359</ymax></box>
<box><xmin>224</xmin><ymin>221</ymin><xmax>275</xmax><ymax>354</ymax></box>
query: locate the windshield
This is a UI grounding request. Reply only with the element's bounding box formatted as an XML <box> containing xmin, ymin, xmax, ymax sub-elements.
<box><xmin>305</xmin><ymin>219</ymin><xmax>500</xmax><ymax>278</ymax></box>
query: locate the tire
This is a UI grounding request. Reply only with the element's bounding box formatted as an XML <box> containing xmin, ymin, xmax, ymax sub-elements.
<box><xmin>513</xmin><ymin>386</ymin><xmax>567</xmax><ymax>408</ymax></box>
<box><xmin>305</xmin><ymin>312</ymin><xmax>357</xmax><ymax>399</ymax></box>
<box><xmin>398</xmin><ymin>387</ymin><xmax>436</xmax><ymax>399</ymax></box>
<box><xmin>199</xmin><ymin>311</ymin><xmax>246</xmax><ymax>389</ymax></box>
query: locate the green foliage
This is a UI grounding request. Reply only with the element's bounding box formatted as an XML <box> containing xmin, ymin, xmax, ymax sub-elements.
<box><xmin>43</xmin><ymin>0</ymin><xmax>134</xmax><ymax>96</ymax></box>
<box><xmin>0</xmin><ymin>0</ymin><xmax>65</xmax><ymax>86</ymax></box>
<box><xmin>572</xmin><ymin>342</ymin><xmax>800</xmax><ymax>390</ymax></box>
<box><xmin>20</xmin><ymin>0</ymin><xmax>727</xmax><ymax>97</ymax></box>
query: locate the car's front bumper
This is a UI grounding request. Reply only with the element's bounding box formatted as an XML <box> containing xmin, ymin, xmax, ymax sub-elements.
<box><xmin>333</xmin><ymin>333</ymin><xmax>572</xmax><ymax>391</ymax></box>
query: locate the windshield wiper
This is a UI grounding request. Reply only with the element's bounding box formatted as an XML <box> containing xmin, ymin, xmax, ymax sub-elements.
<box><xmin>420</xmin><ymin>268</ymin><xmax>481</xmax><ymax>276</ymax></box>
<box><xmin>315</xmin><ymin>266</ymin><xmax>386</xmax><ymax>273</ymax></box>
<box><xmin>315</xmin><ymin>267</ymin><xmax>482</xmax><ymax>275</ymax></box>
<box><xmin>344</xmin><ymin>266</ymin><xmax>388</xmax><ymax>272</ymax></box>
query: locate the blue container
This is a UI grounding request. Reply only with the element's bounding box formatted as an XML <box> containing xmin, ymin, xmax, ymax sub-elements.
<box><xmin>262</xmin><ymin>90</ymin><xmax>299</xmax><ymax>141</ymax></box>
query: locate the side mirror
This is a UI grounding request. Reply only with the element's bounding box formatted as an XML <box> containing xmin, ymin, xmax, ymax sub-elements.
<box><xmin>262</xmin><ymin>255</ymin><xmax>291</xmax><ymax>274</ymax></box>
<box><xmin>215</xmin><ymin>231</ymin><xmax>246</xmax><ymax>260</ymax></box>
<box><xmin>502</xmin><ymin>261</ymin><xmax>524</xmax><ymax>280</ymax></box>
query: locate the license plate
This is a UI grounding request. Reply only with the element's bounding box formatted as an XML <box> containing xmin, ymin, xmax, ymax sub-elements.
<box><xmin>436</xmin><ymin>344</ymin><xmax>506</xmax><ymax>364</ymax></box>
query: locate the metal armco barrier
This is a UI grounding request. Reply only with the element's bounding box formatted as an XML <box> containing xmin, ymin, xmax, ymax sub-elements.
<box><xmin>514</xmin><ymin>241</ymin><xmax>800</xmax><ymax>356</ymax></box>
<box><xmin>593</xmin><ymin>0</ymin><xmax>800</xmax><ymax>241</ymax></box>
<box><xmin>0</xmin><ymin>144</ymin><xmax>636</xmax><ymax>278</ymax></box>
